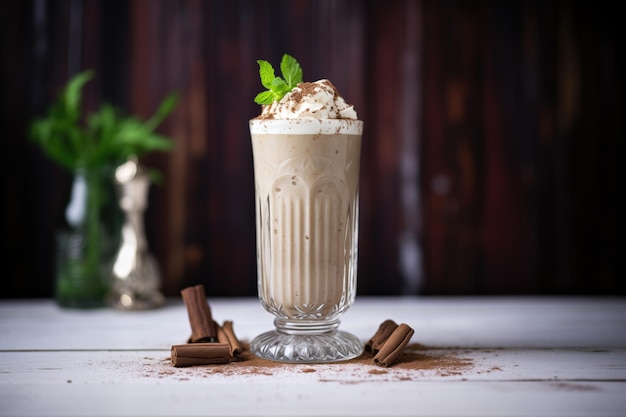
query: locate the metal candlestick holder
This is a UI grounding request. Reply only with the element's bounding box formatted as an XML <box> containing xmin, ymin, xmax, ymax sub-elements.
<box><xmin>109</xmin><ymin>158</ymin><xmax>164</xmax><ymax>310</ymax></box>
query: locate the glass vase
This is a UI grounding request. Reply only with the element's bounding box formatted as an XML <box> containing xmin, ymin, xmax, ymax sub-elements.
<box><xmin>55</xmin><ymin>166</ymin><xmax>118</xmax><ymax>308</ymax></box>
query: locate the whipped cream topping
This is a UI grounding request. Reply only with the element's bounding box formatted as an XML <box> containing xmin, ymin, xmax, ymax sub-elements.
<box><xmin>258</xmin><ymin>79</ymin><xmax>358</xmax><ymax>120</ymax></box>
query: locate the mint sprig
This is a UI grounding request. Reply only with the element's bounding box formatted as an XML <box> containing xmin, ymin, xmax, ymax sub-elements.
<box><xmin>254</xmin><ymin>54</ymin><xmax>303</xmax><ymax>105</ymax></box>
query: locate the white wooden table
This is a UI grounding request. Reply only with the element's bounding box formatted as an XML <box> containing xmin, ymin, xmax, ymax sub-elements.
<box><xmin>1</xmin><ymin>296</ymin><xmax>625</xmax><ymax>416</ymax></box>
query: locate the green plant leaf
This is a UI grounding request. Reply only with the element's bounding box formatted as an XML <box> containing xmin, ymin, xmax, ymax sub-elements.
<box><xmin>254</xmin><ymin>54</ymin><xmax>304</xmax><ymax>105</ymax></box>
<box><xmin>62</xmin><ymin>70</ymin><xmax>95</xmax><ymax>123</ymax></box>
<box><xmin>28</xmin><ymin>69</ymin><xmax>177</xmax><ymax>173</ymax></box>
<box><xmin>144</xmin><ymin>93</ymin><xmax>179</xmax><ymax>133</ymax></box>
<box><xmin>257</xmin><ymin>60</ymin><xmax>276</xmax><ymax>89</ymax></box>
<box><xmin>254</xmin><ymin>91</ymin><xmax>275</xmax><ymax>105</ymax></box>
<box><xmin>280</xmin><ymin>54</ymin><xmax>303</xmax><ymax>88</ymax></box>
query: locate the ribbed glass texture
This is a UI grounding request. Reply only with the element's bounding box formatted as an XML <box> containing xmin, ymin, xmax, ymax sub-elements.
<box><xmin>250</xmin><ymin>120</ymin><xmax>363</xmax><ymax>362</ymax></box>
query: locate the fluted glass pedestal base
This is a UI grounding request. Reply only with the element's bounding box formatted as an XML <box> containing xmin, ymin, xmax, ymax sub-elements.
<box><xmin>250</xmin><ymin>319</ymin><xmax>363</xmax><ymax>363</ymax></box>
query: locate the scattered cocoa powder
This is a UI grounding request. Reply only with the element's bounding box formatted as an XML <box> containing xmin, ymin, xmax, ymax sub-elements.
<box><xmin>350</xmin><ymin>343</ymin><xmax>473</xmax><ymax>374</ymax></box>
<box><xmin>138</xmin><ymin>342</ymin><xmax>479</xmax><ymax>383</ymax></box>
<box><xmin>368</xmin><ymin>369</ymin><xmax>388</xmax><ymax>375</ymax></box>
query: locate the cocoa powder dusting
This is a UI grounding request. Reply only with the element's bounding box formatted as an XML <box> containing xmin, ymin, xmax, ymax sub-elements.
<box><xmin>297</xmin><ymin>82</ymin><xmax>318</xmax><ymax>98</ymax></box>
<box><xmin>255</xmin><ymin>80</ymin><xmax>351</xmax><ymax>120</ymax></box>
<box><xmin>139</xmin><ymin>342</ymin><xmax>479</xmax><ymax>383</ymax></box>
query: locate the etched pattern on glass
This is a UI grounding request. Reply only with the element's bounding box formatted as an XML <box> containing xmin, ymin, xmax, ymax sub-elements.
<box><xmin>251</xmin><ymin>331</ymin><xmax>363</xmax><ymax>363</ymax></box>
<box><xmin>250</xmin><ymin>126</ymin><xmax>363</xmax><ymax>363</ymax></box>
<box><xmin>257</xmin><ymin>154</ymin><xmax>358</xmax><ymax>322</ymax></box>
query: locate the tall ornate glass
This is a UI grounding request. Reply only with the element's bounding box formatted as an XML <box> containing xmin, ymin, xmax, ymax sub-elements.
<box><xmin>250</xmin><ymin>118</ymin><xmax>363</xmax><ymax>363</ymax></box>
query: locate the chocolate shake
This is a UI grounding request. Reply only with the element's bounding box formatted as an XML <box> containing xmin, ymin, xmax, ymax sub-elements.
<box><xmin>250</xmin><ymin>78</ymin><xmax>364</xmax><ymax>362</ymax></box>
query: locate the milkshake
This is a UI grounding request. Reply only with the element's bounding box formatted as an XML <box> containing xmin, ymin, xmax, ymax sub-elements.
<box><xmin>250</xmin><ymin>75</ymin><xmax>363</xmax><ymax>363</ymax></box>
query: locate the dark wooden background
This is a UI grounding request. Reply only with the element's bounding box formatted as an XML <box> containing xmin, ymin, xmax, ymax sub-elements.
<box><xmin>1</xmin><ymin>0</ymin><xmax>623</xmax><ymax>298</ymax></box>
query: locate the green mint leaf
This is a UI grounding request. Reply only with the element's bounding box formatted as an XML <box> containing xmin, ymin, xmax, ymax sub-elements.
<box><xmin>254</xmin><ymin>54</ymin><xmax>304</xmax><ymax>104</ymax></box>
<box><xmin>257</xmin><ymin>60</ymin><xmax>276</xmax><ymax>89</ymax></box>
<box><xmin>254</xmin><ymin>91</ymin><xmax>275</xmax><ymax>105</ymax></box>
<box><xmin>271</xmin><ymin>77</ymin><xmax>290</xmax><ymax>93</ymax></box>
<box><xmin>280</xmin><ymin>54</ymin><xmax>303</xmax><ymax>89</ymax></box>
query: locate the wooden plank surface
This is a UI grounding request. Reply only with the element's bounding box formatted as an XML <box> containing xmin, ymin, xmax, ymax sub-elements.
<box><xmin>1</xmin><ymin>297</ymin><xmax>625</xmax><ymax>416</ymax></box>
<box><xmin>2</xmin><ymin>297</ymin><xmax>625</xmax><ymax>350</ymax></box>
<box><xmin>6</xmin><ymin>1</ymin><xmax>622</xmax><ymax>300</ymax></box>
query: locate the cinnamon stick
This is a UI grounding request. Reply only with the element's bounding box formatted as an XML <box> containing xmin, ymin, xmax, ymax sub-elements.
<box><xmin>215</xmin><ymin>321</ymin><xmax>229</xmax><ymax>345</ymax></box>
<box><xmin>214</xmin><ymin>320</ymin><xmax>243</xmax><ymax>357</ymax></box>
<box><xmin>171</xmin><ymin>343</ymin><xmax>231</xmax><ymax>367</ymax></box>
<box><xmin>373</xmin><ymin>323</ymin><xmax>414</xmax><ymax>367</ymax></box>
<box><xmin>365</xmin><ymin>319</ymin><xmax>398</xmax><ymax>354</ymax></box>
<box><xmin>222</xmin><ymin>320</ymin><xmax>243</xmax><ymax>357</ymax></box>
<box><xmin>181</xmin><ymin>285</ymin><xmax>217</xmax><ymax>343</ymax></box>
